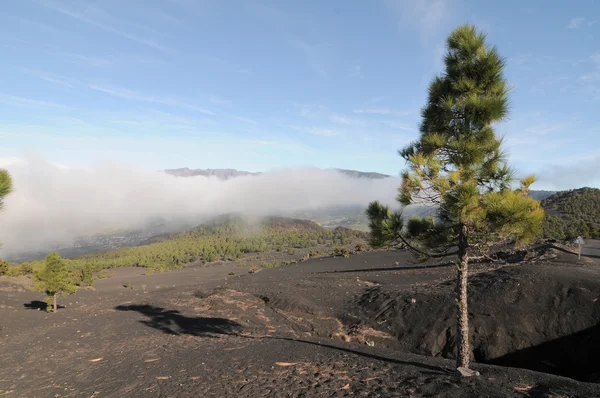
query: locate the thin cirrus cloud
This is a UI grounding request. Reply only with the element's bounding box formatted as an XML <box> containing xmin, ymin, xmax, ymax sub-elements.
<box><xmin>40</xmin><ymin>0</ymin><xmax>167</xmax><ymax>52</ymax></box>
<box><xmin>0</xmin><ymin>94</ymin><xmax>72</xmax><ymax>110</ymax></box>
<box><xmin>308</xmin><ymin>128</ymin><xmax>341</xmax><ymax>137</ymax></box>
<box><xmin>352</xmin><ymin>107</ymin><xmax>413</xmax><ymax>117</ymax></box>
<box><xmin>385</xmin><ymin>0</ymin><xmax>456</xmax><ymax>42</ymax></box>
<box><xmin>567</xmin><ymin>17</ymin><xmax>585</xmax><ymax>29</ymax></box>
<box><xmin>290</xmin><ymin>38</ymin><xmax>328</xmax><ymax>77</ymax></box>
<box><xmin>88</xmin><ymin>83</ymin><xmax>215</xmax><ymax>115</ymax></box>
<box><xmin>67</xmin><ymin>53</ymin><xmax>114</xmax><ymax>68</ymax></box>
<box><xmin>329</xmin><ymin>114</ymin><xmax>365</xmax><ymax>126</ymax></box>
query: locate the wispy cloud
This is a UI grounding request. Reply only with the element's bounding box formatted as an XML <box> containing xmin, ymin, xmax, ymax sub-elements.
<box><xmin>330</xmin><ymin>114</ymin><xmax>365</xmax><ymax>126</ymax></box>
<box><xmin>41</xmin><ymin>1</ymin><xmax>167</xmax><ymax>51</ymax></box>
<box><xmin>538</xmin><ymin>154</ymin><xmax>600</xmax><ymax>189</ymax></box>
<box><xmin>22</xmin><ymin>69</ymin><xmax>76</xmax><ymax>90</ymax></box>
<box><xmin>291</xmin><ymin>38</ymin><xmax>328</xmax><ymax>77</ymax></box>
<box><xmin>294</xmin><ymin>103</ymin><xmax>328</xmax><ymax>120</ymax></box>
<box><xmin>353</xmin><ymin>107</ymin><xmax>413</xmax><ymax>117</ymax></box>
<box><xmin>308</xmin><ymin>128</ymin><xmax>341</xmax><ymax>137</ymax></box>
<box><xmin>525</xmin><ymin>124</ymin><xmax>567</xmax><ymax>135</ymax></box>
<box><xmin>88</xmin><ymin>84</ymin><xmax>214</xmax><ymax>115</ymax></box>
<box><xmin>232</xmin><ymin>116</ymin><xmax>259</xmax><ymax>126</ymax></box>
<box><xmin>209</xmin><ymin>95</ymin><xmax>232</xmax><ymax>105</ymax></box>
<box><xmin>380</xmin><ymin>120</ymin><xmax>418</xmax><ymax>133</ymax></box>
<box><xmin>3</xmin><ymin>13</ymin><xmax>63</xmax><ymax>34</ymax></box>
<box><xmin>0</xmin><ymin>94</ymin><xmax>72</xmax><ymax>110</ymax></box>
<box><xmin>579</xmin><ymin>54</ymin><xmax>600</xmax><ymax>83</ymax></box>
<box><xmin>567</xmin><ymin>17</ymin><xmax>585</xmax><ymax>29</ymax></box>
<box><xmin>386</xmin><ymin>0</ymin><xmax>456</xmax><ymax>42</ymax></box>
<box><xmin>68</xmin><ymin>53</ymin><xmax>113</xmax><ymax>68</ymax></box>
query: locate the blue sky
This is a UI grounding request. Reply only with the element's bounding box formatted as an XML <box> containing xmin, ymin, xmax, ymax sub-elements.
<box><xmin>0</xmin><ymin>0</ymin><xmax>599</xmax><ymax>189</ymax></box>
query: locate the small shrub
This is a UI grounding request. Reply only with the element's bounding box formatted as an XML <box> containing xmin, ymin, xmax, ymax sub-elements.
<box><xmin>261</xmin><ymin>261</ymin><xmax>279</xmax><ymax>269</ymax></box>
<box><xmin>308</xmin><ymin>250</ymin><xmax>319</xmax><ymax>258</ymax></box>
<box><xmin>19</xmin><ymin>262</ymin><xmax>33</xmax><ymax>275</ymax></box>
<box><xmin>333</xmin><ymin>246</ymin><xmax>350</xmax><ymax>257</ymax></box>
<box><xmin>0</xmin><ymin>259</ymin><xmax>9</xmax><ymax>276</ymax></box>
<box><xmin>81</xmin><ymin>263</ymin><xmax>94</xmax><ymax>287</ymax></box>
<box><xmin>248</xmin><ymin>265</ymin><xmax>258</xmax><ymax>274</ymax></box>
<box><xmin>228</xmin><ymin>272</ymin><xmax>236</xmax><ymax>276</ymax></box>
<box><xmin>354</xmin><ymin>243</ymin><xmax>367</xmax><ymax>252</ymax></box>
<box><xmin>145</xmin><ymin>268</ymin><xmax>154</xmax><ymax>275</ymax></box>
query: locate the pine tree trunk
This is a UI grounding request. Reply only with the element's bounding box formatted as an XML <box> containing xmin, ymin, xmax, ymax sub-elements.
<box><xmin>456</xmin><ymin>224</ymin><xmax>471</xmax><ymax>371</ymax></box>
<box><xmin>53</xmin><ymin>294</ymin><xmax>57</xmax><ymax>313</ymax></box>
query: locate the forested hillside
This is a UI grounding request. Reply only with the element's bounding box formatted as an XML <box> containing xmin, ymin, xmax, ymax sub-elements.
<box><xmin>2</xmin><ymin>216</ymin><xmax>367</xmax><ymax>279</ymax></box>
<box><xmin>541</xmin><ymin>187</ymin><xmax>600</xmax><ymax>240</ymax></box>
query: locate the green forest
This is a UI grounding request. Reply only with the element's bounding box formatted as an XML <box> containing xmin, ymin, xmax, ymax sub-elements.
<box><xmin>541</xmin><ymin>187</ymin><xmax>600</xmax><ymax>240</ymax></box>
<box><xmin>2</xmin><ymin>215</ymin><xmax>366</xmax><ymax>281</ymax></box>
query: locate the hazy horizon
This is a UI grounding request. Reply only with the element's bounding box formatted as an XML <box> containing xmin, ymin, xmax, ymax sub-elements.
<box><xmin>0</xmin><ymin>157</ymin><xmax>402</xmax><ymax>259</ymax></box>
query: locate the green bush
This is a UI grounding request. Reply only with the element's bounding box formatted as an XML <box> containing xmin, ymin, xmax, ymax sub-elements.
<box><xmin>80</xmin><ymin>263</ymin><xmax>94</xmax><ymax>287</ymax></box>
<box><xmin>333</xmin><ymin>246</ymin><xmax>350</xmax><ymax>257</ymax></box>
<box><xmin>0</xmin><ymin>259</ymin><xmax>8</xmax><ymax>276</ymax></box>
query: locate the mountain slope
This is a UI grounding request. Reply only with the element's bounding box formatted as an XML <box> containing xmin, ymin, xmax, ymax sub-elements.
<box><xmin>164</xmin><ymin>167</ymin><xmax>390</xmax><ymax>180</ymax></box>
<box><xmin>541</xmin><ymin>187</ymin><xmax>600</xmax><ymax>239</ymax></box>
<box><xmin>164</xmin><ymin>168</ymin><xmax>260</xmax><ymax>179</ymax></box>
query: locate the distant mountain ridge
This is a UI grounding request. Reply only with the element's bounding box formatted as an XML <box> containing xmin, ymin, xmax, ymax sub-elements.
<box><xmin>164</xmin><ymin>168</ymin><xmax>260</xmax><ymax>179</ymax></box>
<box><xmin>164</xmin><ymin>167</ymin><xmax>390</xmax><ymax>180</ymax></box>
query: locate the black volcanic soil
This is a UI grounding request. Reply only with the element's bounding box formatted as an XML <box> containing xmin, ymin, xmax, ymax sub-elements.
<box><xmin>1</xmin><ymin>245</ymin><xmax>600</xmax><ymax>397</ymax></box>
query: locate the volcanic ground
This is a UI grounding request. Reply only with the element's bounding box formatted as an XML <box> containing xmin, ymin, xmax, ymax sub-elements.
<box><xmin>1</xmin><ymin>242</ymin><xmax>600</xmax><ymax>397</ymax></box>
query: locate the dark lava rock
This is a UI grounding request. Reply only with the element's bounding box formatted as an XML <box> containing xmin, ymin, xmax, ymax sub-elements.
<box><xmin>347</xmin><ymin>262</ymin><xmax>600</xmax><ymax>382</ymax></box>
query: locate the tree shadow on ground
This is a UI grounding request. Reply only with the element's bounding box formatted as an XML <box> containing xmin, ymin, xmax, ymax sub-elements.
<box><xmin>489</xmin><ymin>321</ymin><xmax>600</xmax><ymax>382</ymax></box>
<box><xmin>115</xmin><ymin>304</ymin><xmax>242</xmax><ymax>337</ymax></box>
<box><xmin>24</xmin><ymin>300</ymin><xmax>64</xmax><ymax>310</ymax></box>
<box><xmin>316</xmin><ymin>262</ymin><xmax>455</xmax><ymax>274</ymax></box>
<box><xmin>116</xmin><ymin>303</ymin><xmax>451</xmax><ymax>374</ymax></box>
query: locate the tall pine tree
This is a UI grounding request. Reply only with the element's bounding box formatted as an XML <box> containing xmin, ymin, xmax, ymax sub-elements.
<box><xmin>366</xmin><ymin>25</ymin><xmax>544</xmax><ymax>374</ymax></box>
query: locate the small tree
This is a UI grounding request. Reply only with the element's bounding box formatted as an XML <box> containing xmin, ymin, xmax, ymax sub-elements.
<box><xmin>366</xmin><ymin>25</ymin><xmax>543</xmax><ymax>375</ymax></box>
<box><xmin>34</xmin><ymin>253</ymin><xmax>78</xmax><ymax>312</ymax></box>
<box><xmin>0</xmin><ymin>168</ymin><xmax>12</xmax><ymax>250</ymax></box>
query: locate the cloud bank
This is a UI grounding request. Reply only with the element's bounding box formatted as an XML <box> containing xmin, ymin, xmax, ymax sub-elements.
<box><xmin>537</xmin><ymin>155</ymin><xmax>600</xmax><ymax>190</ymax></box>
<box><xmin>0</xmin><ymin>158</ymin><xmax>400</xmax><ymax>259</ymax></box>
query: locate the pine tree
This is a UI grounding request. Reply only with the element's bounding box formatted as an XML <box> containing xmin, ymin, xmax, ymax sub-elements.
<box><xmin>366</xmin><ymin>25</ymin><xmax>544</xmax><ymax>375</ymax></box>
<box><xmin>34</xmin><ymin>253</ymin><xmax>78</xmax><ymax>312</ymax></box>
<box><xmin>0</xmin><ymin>168</ymin><xmax>12</xmax><ymax>241</ymax></box>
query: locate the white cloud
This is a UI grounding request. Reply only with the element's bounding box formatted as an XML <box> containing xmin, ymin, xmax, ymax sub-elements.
<box><xmin>538</xmin><ymin>154</ymin><xmax>600</xmax><ymax>189</ymax></box>
<box><xmin>567</xmin><ymin>17</ymin><xmax>585</xmax><ymax>29</ymax></box>
<box><xmin>88</xmin><ymin>84</ymin><xmax>215</xmax><ymax>115</ymax></box>
<box><xmin>0</xmin><ymin>158</ymin><xmax>400</xmax><ymax>258</ymax></box>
